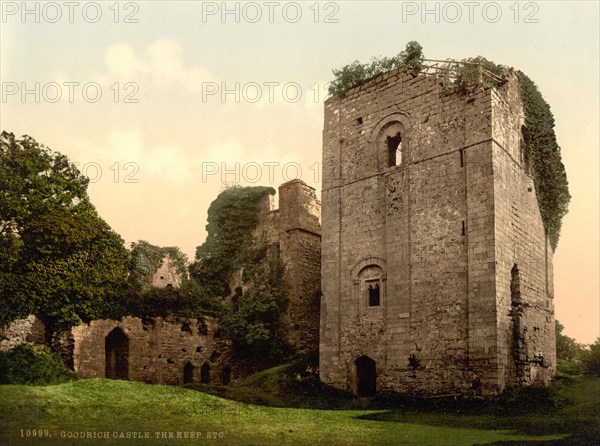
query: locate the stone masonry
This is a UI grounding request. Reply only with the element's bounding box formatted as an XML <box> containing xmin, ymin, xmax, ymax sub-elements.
<box><xmin>2</xmin><ymin>181</ymin><xmax>320</xmax><ymax>385</ymax></box>
<box><xmin>151</xmin><ymin>254</ymin><xmax>183</xmax><ymax>289</ymax></box>
<box><xmin>55</xmin><ymin>315</ymin><xmax>233</xmax><ymax>385</ymax></box>
<box><xmin>0</xmin><ymin>315</ymin><xmax>46</xmax><ymax>352</ymax></box>
<box><xmin>251</xmin><ymin>180</ymin><xmax>321</xmax><ymax>355</ymax></box>
<box><xmin>320</xmin><ymin>67</ymin><xmax>555</xmax><ymax>396</ymax></box>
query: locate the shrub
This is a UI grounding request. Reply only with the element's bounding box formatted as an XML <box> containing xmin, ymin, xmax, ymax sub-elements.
<box><xmin>0</xmin><ymin>344</ymin><xmax>74</xmax><ymax>385</ymax></box>
<box><xmin>582</xmin><ymin>338</ymin><xmax>600</xmax><ymax>376</ymax></box>
<box><xmin>556</xmin><ymin>359</ymin><xmax>584</xmax><ymax>378</ymax></box>
<box><xmin>328</xmin><ymin>41</ymin><xmax>424</xmax><ymax>98</ymax></box>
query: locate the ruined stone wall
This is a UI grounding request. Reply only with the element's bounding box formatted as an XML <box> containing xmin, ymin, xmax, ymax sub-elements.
<box><xmin>151</xmin><ymin>255</ymin><xmax>183</xmax><ymax>289</ymax></box>
<box><xmin>491</xmin><ymin>78</ymin><xmax>556</xmax><ymax>389</ymax></box>
<box><xmin>253</xmin><ymin>180</ymin><xmax>321</xmax><ymax>355</ymax></box>
<box><xmin>320</xmin><ymin>68</ymin><xmax>554</xmax><ymax>396</ymax></box>
<box><xmin>0</xmin><ymin>315</ymin><xmax>46</xmax><ymax>352</ymax></box>
<box><xmin>64</xmin><ymin>316</ymin><xmax>232</xmax><ymax>385</ymax></box>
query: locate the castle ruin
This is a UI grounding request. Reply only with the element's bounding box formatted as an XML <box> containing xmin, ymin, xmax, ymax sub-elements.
<box><xmin>151</xmin><ymin>254</ymin><xmax>183</xmax><ymax>289</ymax></box>
<box><xmin>0</xmin><ymin>180</ymin><xmax>322</xmax><ymax>386</ymax></box>
<box><xmin>51</xmin><ymin>181</ymin><xmax>321</xmax><ymax>384</ymax></box>
<box><xmin>246</xmin><ymin>179</ymin><xmax>322</xmax><ymax>355</ymax></box>
<box><xmin>319</xmin><ymin>67</ymin><xmax>556</xmax><ymax>396</ymax></box>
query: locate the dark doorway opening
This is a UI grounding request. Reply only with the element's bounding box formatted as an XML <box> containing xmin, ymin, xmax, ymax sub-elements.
<box><xmin>183</xmin><ymin>361</ymin><xmax>194</xmax><ymax>384</ymax></box>
<box><xmin>221</xmin><ymin>366</ymin><xmax>231</xmax><ymax>385</ymax></box>
<box><xmin>200</xmin><ymin>363</ymin><xmax>211</xmax><ymax>384</ymax></box>
<box><xmin>105</xmin><ymin>328</ymin><xmax>129</xmax><ymax>380</ymax></box>
<box><xmin>355</xmin><ymin>356</ymin><xmax>376</xmax><ymax>397</ymax></box>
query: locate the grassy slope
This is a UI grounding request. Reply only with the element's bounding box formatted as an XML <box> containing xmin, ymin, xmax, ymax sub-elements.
<box><xmin>0</xmin><ymin>366</ymin><xmax>598</xmax><ymax>446</ymax></box>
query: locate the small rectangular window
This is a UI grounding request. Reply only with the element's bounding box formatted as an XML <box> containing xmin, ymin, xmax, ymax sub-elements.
<box><xmin>367</xmin><ymin>281</ymin><xmax>380</xmax><ymax>307</ymax></box>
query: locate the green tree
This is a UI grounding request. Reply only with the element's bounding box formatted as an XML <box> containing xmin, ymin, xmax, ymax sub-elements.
<box><xmin>221</xmin><ymin>246</ymin><xmax>289</xmax><ymax>361</ymax></box>
<box><xmin>455</xmin><ymin>56</ymin><xmax>503</xmax><ymax>90</ymax></box>
<box><xmin>581</xmin><ymin>338</ymin><xmax>600</xmax><ymax>376</ymax></box>
<box><xmin>120</xmin><ymin>278</ymin><xmax>224</xmax><ymax>319</ymax></box>
<box><xmin>556</xmin><ymin>320</ymin><xmax>583</xmax><ymax>362</ymax></box>
<box><xmin>400</xmin><ymin>40</ymin><xmax>424</xmax><ymax>71</ymax></box>
<box><xmin>0</xmin><ymin>132</ymin><xmax>129</xmax><ymax>328</ymax></box>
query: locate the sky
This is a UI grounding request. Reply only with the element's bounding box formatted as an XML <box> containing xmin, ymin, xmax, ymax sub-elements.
<box><xmin>1</xmin><ymin>1</ymin><xmax>598</xmax><ymax>344</ymax></box>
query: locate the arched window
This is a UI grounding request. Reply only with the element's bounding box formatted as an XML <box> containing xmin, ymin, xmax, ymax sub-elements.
<box><xmin>105</xmin><ymin>328</ymin><xmax>129</xmax><ymax>380</ymax></box>
<box><xmin>376</xmin><ymin>120</ymin><xmax>406</xmax><ymax>168</ymax></box>
<box><xmin>371</xmin><ymin>113</ymin><xmax>410</xmax><ymax>171</ymax></box>
<box><xmin>183</xmin><ymin>361</ymin><xmax>194</xmax><ymax>384</ymax></box>
<box><xmin>355</xmin><ymin>356</ymin><xmax>376</xmax><ymax>396</ymax></box>
<box><xmin>200</xmin><ymin>363</ymin><xmax>211</xmax><ymax>384</ymax></box>
<box><xmin>387</xmin><ymin>132</ymin><xmax>402</xmax><ymax>167</ymax></box>
<box><xmin>357</xmin><ymin>264</ymin><xmax>385</xmax><ymax>309</ymax></box>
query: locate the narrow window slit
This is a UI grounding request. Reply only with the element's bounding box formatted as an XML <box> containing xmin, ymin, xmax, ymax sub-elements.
<box><xmin>387</xmin><ymin>132</ymin><xmax>402</xmax><ymax>167</ymax></box>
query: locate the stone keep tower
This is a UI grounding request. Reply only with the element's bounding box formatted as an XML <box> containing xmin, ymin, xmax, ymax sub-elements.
<box><xmin>319</xmin><ymin>67</ymin><xmax>556</xmax><ymax>397</ymax></box>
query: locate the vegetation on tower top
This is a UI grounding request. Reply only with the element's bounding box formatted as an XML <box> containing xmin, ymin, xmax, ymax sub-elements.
<box><xmin>328</xmin><ymin>43</ymin><xmax>570</xmax><ymax>249</ymax></box>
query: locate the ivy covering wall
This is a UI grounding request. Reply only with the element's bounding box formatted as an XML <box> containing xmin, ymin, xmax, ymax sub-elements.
<box><xmin>516</xmin><ymin>72</ymin><xmax>570</xmax><ymax>249</ymax></box>
<box><xmin>190</xmin><ymin>185</ymin><xmax>289</xmax><ymax>361</ymax></box>
<box><xmin>190</xmin><ymin>185</ymin><xmax>275</xmax><ymax>298</ymax></box>
<box><xmin>128</xmin><ymin>240</ymin><xmax>188</xmax><ymax>290</ymax></box>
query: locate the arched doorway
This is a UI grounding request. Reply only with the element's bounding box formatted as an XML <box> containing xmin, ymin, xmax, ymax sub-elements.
<box><xmin>355</xmin><ymin>356</ymin><xmax>376</xmax><ymax>397</ymax></box>
<box><xmin>200</xmin><ymin>363</ymin><xmax>210</xmax><ymax>384</ymax></box>
<box><xmin>105</xmin><ymin>328</ymin><xmax>129</xmax><ymax>380</ymax></box>
<box><xmin>183</xmin><ymin>361</ymin><xmax>194</xmax><ymax>384</ymax></box>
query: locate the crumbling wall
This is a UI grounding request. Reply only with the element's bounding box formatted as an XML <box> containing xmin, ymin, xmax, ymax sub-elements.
<box><xmin>151</xmin><ymin>255</ymin><xmax>183</xmax><ymax>289</ymax></box>
<box><xmin>63</xmin><ymin>315</ymin><xmax>232</xmax><ymax>385</ymax></box>
<box><xmin>252</xmin><ymin>180</ymin><xmax>321</xmax><ymax>355</ymax></box>
<box><xmin>0</xmin><ymin>315</ymin><xmax>46</xmax><ymax>352</ymax></box>
<box><xmin>491</xmin><ymin>75</ymin><xmax>556</xmax><ymax>389</ymax></box>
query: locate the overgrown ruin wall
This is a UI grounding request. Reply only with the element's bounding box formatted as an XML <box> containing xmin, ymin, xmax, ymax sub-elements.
<box><xmin>57</xmin><ymin>316</ymin><xmax>233</xmax><ymax>386</ymax></box>
<box><xmin>151</xmin><ymin>255</ymin><xmax>183</xmax><ymax>289</ymax></box>
<box><xmin>320</xmin><ymin>68</ymin><xmax>555</xmax><ymax>396</ymax></box>
<box><xmin>0</xmin><ymin>315</ymin><xmax>46</xmax><ymax>352</ymax></box>
<box><xmin>253</xmin><ymin>180</ymin><xmax>321</xmax><ymax>355</ymax></box>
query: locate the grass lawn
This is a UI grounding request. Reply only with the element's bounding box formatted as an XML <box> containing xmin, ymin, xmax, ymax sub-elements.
<box><xmin>0</xmin><ymin>368</ymin><xmax>598</xmax><ymax>446</ymax></box>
